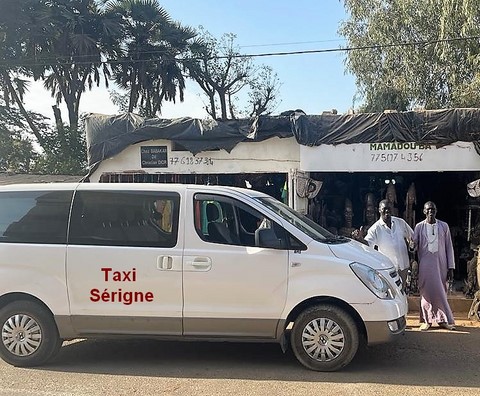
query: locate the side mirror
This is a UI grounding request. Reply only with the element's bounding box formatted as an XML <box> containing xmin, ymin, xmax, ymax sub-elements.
<box><xmin>255</xmin><ymin>227</ymin><xmax>285</xmax><ymax>249</ymax></box>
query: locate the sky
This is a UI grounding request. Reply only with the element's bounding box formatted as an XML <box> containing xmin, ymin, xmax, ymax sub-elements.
<box><xmin>24</xmin><ymin>0</ymin><xmax>358</xmax><ymax>121</ymax></box>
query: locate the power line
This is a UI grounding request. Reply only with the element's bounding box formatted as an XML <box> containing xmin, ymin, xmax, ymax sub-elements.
<box><xmin>0</xmin><ymin>35</ymin><xmax>479</xmax><ymax>68</ymax></box>
<box><xmin>231</xmin><ymin>36</ymin><xmax>480</xmax><ymax>59</ymax></box>
<box><xmin>239</xmin><ymin>38</ymin><xmax>345</xmax><ymax>48</ymax></box>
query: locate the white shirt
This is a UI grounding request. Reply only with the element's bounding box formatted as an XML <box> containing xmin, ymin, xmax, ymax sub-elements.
<box><xmin>425</xmin><ymin>222</ymin><xmax>439</xmax><ymax>253</ymax></box>
<box><xmin>365</xmin><ymin>216</ymin><xmax>414</xmax><ymax>271</ymax></box>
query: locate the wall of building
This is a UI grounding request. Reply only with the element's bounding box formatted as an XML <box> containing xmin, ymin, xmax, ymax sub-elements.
<box><xmin>301</xmin><ymin>141</ymin><xmax>480</xmax><ymax>172</ymax></box>
<box><xmin>89</xmin><ymin>136</ymin><xmax>299</xmax><ymax>182</ymax></box>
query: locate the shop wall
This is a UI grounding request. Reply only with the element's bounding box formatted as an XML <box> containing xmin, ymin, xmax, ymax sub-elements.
<box><xmin>301</xmin><ymin>141</ymin><xmax>480</xmax><ymax>172</ymax></box>
<box><xmin>89</xmin><ymin>136</ymin><xmax>300</xmax><ymax>182</ymax></box>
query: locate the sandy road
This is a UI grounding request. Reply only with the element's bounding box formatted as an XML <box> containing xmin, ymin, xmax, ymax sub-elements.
<box><xmin>0</xmin><ymin>316</ymin><xmax>479</xmax><ymax>396</ymax></box>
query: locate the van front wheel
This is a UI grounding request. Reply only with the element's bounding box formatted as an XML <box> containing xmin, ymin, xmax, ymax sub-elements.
<box><xmin>0</xmin><ymin>301</ymin><xmax>61</xmax><ymax>367</ymax></box>
<box><xmin>290</xmin><ymin>304</ymin><xmax>359</xmax><ymax>371</ymax></box>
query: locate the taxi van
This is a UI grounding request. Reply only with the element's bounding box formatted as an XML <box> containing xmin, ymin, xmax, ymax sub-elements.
<box><xmin>0</xmin><ymin>183</ymin><xmax>407</xmax><ymax>371</ymax></box>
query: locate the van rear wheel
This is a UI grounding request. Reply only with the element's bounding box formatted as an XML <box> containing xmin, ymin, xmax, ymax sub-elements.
<box><xmin>291</xmin><ymin>304</ymin><xmax>359</xmax><ymax>371</ymax></box>
<box><xmin>0</xmin><ymin>301</ymin><xmax>61</xmax><ymax>367</ymax></box>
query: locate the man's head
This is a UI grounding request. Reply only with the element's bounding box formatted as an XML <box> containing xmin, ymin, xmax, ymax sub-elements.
<box><xmin>423</xmin><ymin>201</ymin><xmax>437</xmax><ymax>224</ymax></box>
<box><xmin>378</xmin><ymin>199</ymin><xmax>392</xmax><ymax>224</ymax></box>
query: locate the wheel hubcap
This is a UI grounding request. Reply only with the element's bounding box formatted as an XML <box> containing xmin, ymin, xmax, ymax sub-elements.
<box><xmin>301</xmin><ymin>317</ymin><xmax>345</xmax><ymax>362</ymax></box>
<box><xmin>2</xmin><ymin>314</ymin><xmax>42</xmax><ymax>357</ymax></box>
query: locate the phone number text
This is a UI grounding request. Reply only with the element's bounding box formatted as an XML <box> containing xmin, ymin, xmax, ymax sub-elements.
<box><xmin>169</xmin><ymin>156</ymin><xmax>214</xmax><ymax>166</ymax></box>
<box><xmin>370</xmin><ymin>152</ymin><xmax>424</xmax><ymax>162</ymax></box>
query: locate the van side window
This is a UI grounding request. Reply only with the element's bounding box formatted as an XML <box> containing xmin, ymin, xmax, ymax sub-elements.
<box><xmin>69</xmin><ymin>191</ymin><xmax>180</xmax><ymax>247</ymax></box>
<box><xmin>0</xmin><ymin>190</ymin><xmax>73</xmax><ymax>244</ymax></box>
<box><xmin>193</xmin><ymin>194</ymin><xmax>289</xmax><ymax>249</ymax></box>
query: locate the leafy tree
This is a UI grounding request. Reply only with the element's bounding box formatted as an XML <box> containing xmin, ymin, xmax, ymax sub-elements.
<box><xmin>0</xmin><ymin>130</ymin><xmax>35</xmax><ymax>173</ymax></box>
<box><xmin>186</xmin><ymin>29</ymin><xmax>281</xmax><ymax>119</ymax></box>
<box><xmin>109</xmin><ymin>89</ymin><xmax>130</xmax><ymax>113</ymax></box>
<box><xmin>1</xmin><ymin>0</ymin><xmax>198</xmax><ymax>174</ymax></box>
<box><xmin>34</xmin><ymin>0</ymin><xmax>123</xmax><ymax>130</ymax></box>
<box><xmin>5</xmin><ymin>0</ymin><xmax>121</xmax><ymax>132</ymax></box>
<box><xmin>0</xmin><ymin>103</ymin><xmax>47</xmax><ymax>173</ymax></box>
<box><xmin>0</xmin><ymin>0</ymin><xmax>93</xmax><ymax>174</ymax></box>
<box><xmin>247</xmin><ymin>65</ymin><xmax>281</xmax><ymax>117</ymax></box>
<box><xmin>0</xmin><ymin>0</ymin><xmax>49</xmax><ymax>144</ymax></box>
<box><xmin>0</xmin><ymin>97</ymin><xmax>85</xmax><ymax>175</ymax></box>
<box><xmin>106</xmin><ymin>0</ymin><xmax>198</xmax><ymax>117</ymax></box>
<box><xmin>339</xmin><ymin>0</ymin><xmax>480</xmax><ymax>111</ymax></box>
<box><xmin>358</xmin><ymin>87</ymin><xmax>411</xmax><ymax>113</ymax></box>
<box><xmin>186</xmin><ymin>30</ymin><xmax>253</xmax><ymax>120</ymax></box>
<box><xmin>32</xmin><ymin>122</ymin><xmax>87</xmax><ymax>175</ymax></box>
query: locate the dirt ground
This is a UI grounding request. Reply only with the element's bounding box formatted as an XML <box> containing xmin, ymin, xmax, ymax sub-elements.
<box><xmin>1</xmin><ymin>314</ymin><xmax>480</xmax><ymax>396</ymax></box>
<box><xmin>407</xmin><ymin>312</ymin><xmax>480</xmax><ymax>329</ymax></box>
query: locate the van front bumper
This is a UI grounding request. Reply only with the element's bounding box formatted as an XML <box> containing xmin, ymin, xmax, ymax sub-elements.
<box><xmin>364</xmin><ymin>315</ymin><xmax>406</xmax><ymax>345</ymax></box>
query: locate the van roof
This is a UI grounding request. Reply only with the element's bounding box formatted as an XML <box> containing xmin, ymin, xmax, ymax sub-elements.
<box><xmin>0</xmin><ymin>182</ymin><xmax>271</xmax><ymax>199</ymax></box>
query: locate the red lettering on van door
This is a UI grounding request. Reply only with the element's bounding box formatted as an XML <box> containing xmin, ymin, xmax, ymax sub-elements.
<box><xmin>101</xmin><ymin>267</ymin><xmax>112</xmax><ymax>281</ymax></box>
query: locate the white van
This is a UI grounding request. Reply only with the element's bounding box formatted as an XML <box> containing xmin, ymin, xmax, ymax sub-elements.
<box><xmin>0</xmin><ymin>183</ymin><xmax>407</xmax><ymax>371</ymax></box>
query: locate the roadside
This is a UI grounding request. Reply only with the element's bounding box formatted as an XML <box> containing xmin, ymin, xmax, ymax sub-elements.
<box><xmin>407</xmin><ymin>292</ymin><xmax>480</xmax><ymax>329</ymax></box>
<box><xmin>406</xmin><ymin>314</ymin><xmax>480</xmax><ymax>329</ymax></box>
<box><xmin>407</xmin><ymin>283</ymin><xmax>479</xmax><ymax>329</ymax></box>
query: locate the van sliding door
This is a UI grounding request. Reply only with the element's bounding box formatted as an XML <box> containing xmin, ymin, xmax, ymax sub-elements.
<box><xmin>66</xmin><ymin>189</ymin><xmax>184</xmax><ymax>336</ymax></box>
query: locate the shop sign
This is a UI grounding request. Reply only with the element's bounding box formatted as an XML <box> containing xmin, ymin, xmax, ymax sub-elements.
<box><xmin>300</xmin><ymin>141</ymin><xmax>480</xmax><ymax>172</ymax></box>
<box><xmin>140</xmin><ymin>146</ymin><xmax>168</xmax><ymax>168</ymax></box>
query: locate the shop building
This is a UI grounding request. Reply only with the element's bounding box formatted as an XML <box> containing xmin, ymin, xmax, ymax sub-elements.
<box><xmin>85</xmin><ymin>109</ymin><xmax>480</xmax><ymax>284</ymax></box>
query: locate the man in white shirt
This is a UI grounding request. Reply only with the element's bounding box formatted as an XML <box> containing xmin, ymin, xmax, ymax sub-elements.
<box><xmin>354</xmin><ymin>199</ymin><xmax>414</xmax><ymax>292</ymax></box>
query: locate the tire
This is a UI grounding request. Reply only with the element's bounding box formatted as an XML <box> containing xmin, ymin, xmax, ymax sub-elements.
<box><xmin>290</xmin><ymin>304</ymin><xmax>359</xmax><ymax>372</ymax></box>
<box><xmin>0</xmin><ymin>301</ymin><xmax>62</xmax><ymax>367</ymax></box>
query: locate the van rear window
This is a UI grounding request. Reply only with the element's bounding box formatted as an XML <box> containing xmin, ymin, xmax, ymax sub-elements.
<box><xmin>68</xmin><ymin>190</ymin><xmax>180</xmax><ymax>248</ymax></box>
<box><xmin>0</xmin><ymin>190</ymin><xmax>73</xmax><ymax>244</ymax></box>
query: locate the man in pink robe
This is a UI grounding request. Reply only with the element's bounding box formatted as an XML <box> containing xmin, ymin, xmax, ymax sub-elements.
<box><xmin>413</xmin><ymin>201</ymin><xmax>455</xmax><ymax>330</ymax></box>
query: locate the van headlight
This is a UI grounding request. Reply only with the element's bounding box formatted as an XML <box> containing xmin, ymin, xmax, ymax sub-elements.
<box><xmin>350</xmin><ymin>262</ymin><xmax>395</xmax><ymax>300</ymax></box>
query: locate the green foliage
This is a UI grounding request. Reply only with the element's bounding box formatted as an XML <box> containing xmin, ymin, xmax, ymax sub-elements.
<box><xmin>248</xmin><ymin>65</ymin><xmax>281</xmax><ymax>117</ymax></box>
<box><xmin>109</xmin><ymin>89</ymin><xmax>130</xmax><ymax>113</ymax></box>
<box><xmin>185</xmin><ymin>29</ymin><xmax>281</xmax><ymax>119</ymax></box>
<box><xmin>197</xmin><ymin>30</ymin><xmax>252</xmax><ymax>119</ymax></box>
<box><xmin>0</xmin><ymin>133</ymin><xmax>35</xmax><ymax>173</ymax></box>
<box><xmin>0</xmin><ymin>130</ymin><xmax>36</xmax><ymax>174</ymax></box>
<box><xmin>0</xmin><ymin>0</ymin><xmax>282</xmax><ymax>179</ymax></box>
<box><xmin>38</xmin><ymin>0</ymin><xmax>123</xmax><ymax>128</ymax></box>
<box><xmin>106</xmin><ymin>0</ymin><xmax>197</xmax><ymax>117</ymax></box>
<box><xmin>32</xmin><ymin>123</ymin><xmax>87</xmax><ymax>175</ymax></box>
<box><xmin>358</xmin><ymin>87</ymin><xmax>411</xmax><ymax>113</ymax></box>
<box><xmin>0</xmin><ymin>104</ymin><xmax>40</xmax><ymax>173</ymax></box>
<box><xmin>339</xmin><ymin>0</ymin><xmax>480</xmax><ymax>111</ymax></box>
<box><xmin>0</xmin><ymin>100</ymin><xmax>86</xmax><ymax>175</ymax></box>
<box><xmin>0</xmin><ymin>0</ymin><xmax>193</xmax><ymax>174</ymax></box>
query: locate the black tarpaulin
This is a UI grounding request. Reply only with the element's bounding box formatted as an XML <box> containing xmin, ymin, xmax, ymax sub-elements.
<box><xmin>85</xmin><ymin>108</ymin><xmax>480</xmax><ymax>169</ymax></box>
<box><xmin>84</xmin><ymin>112</ymin><xmax>294</xmax><ymax>168</ymax></box>
<box><xmin>290</xmin><ymin>109</ymin><xmax>480</xmax><ymax>145</ymax></box>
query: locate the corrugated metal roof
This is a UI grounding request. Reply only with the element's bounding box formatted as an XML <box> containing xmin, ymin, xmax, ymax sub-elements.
<box><xmin>0</xmin><ymin>173</ymin><xmax>83</xmax><ymax>186</ymax></box>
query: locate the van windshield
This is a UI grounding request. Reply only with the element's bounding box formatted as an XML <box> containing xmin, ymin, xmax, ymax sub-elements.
<box><xmin>256</xmin><ymin>196</ymin><xmax>348</xmax><ymax>243</ymax></box>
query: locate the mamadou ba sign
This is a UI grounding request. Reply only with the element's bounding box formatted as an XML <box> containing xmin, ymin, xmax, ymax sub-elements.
<box><xmin>300</xmin><ymin>141</ymin><xmax>480</xmax><ymax>172</ymax></box>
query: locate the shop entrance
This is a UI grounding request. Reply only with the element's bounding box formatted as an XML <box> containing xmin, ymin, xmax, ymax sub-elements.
<box><xmin>308</xmin><ymin>171</ymin><xmax>480</xmax><ymax>283</ymax></box>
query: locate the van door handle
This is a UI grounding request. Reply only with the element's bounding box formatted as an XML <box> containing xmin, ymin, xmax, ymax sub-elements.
<box><xmin>157</xmin><ymin>256</ymin><xmax>173</xmax><ymax>270</ymax></box>
<box><xmin>184</xmin><ymin>256</ymin><xmax>212</xmax><ymax>272</ymax></box>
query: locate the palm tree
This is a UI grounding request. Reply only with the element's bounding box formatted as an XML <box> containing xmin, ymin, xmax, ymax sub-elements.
<box><xmin>1</xmin><ymin>0</ymin><xmax>118</xmax><ymax>172</ymax></box>
<box><xmin>34</xmin><ymin>0</ymin><xmax>124</xmax><ymax>129</ymax></box>
<box><xmin>0</xmin><ymin>0</ymin><xmax>48</xmax><ymax>144</ymax></box>
<box><xmin>105</xmin><ymin>0</ymin><xmax>197</xmax><ymax>117</ymax></box>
